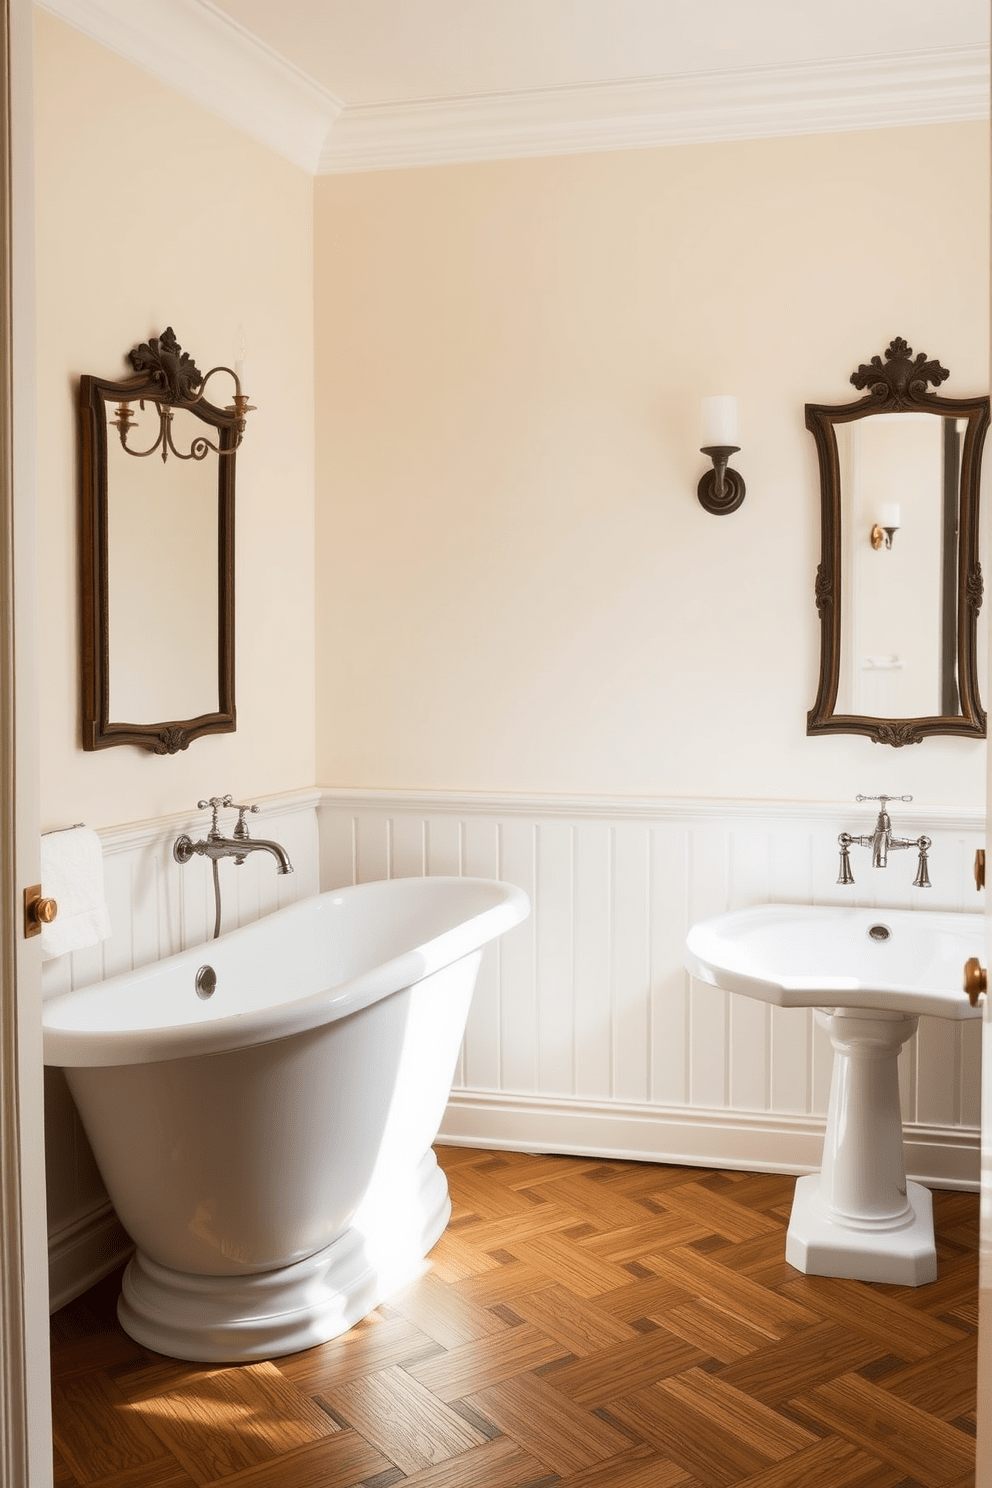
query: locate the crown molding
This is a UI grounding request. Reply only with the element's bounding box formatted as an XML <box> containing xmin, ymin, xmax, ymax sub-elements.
<box><xmin>31</xmin><ymin>5</ymin><xmax>990</xmax><ymax>176</ymax></box>
<box><xmin>319</xmin><ymin>46</ymin><xmax>990</xmax><ymax>173</ymax></box>
<box><xmin>34</xmin><ymin>0</ymin><xmax>342</xmax><ymax>172</ymax></box>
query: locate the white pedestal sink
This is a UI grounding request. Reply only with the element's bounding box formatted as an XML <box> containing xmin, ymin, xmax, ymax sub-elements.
<box><xmin>685</xmin><ymin>904</ymin><xmax>982</xmax><ymax>1286</ymax></box>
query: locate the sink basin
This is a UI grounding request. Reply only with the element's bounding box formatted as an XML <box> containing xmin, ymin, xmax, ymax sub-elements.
<box><xmin>685</xmin><ymin>903</ymin><xmax>983</xmax><ymax>1020</ymax></box>
<box><xmin>685</xmin><ymin>902</ymin><xmax>985</xmax><ymax>1287</ymax></box>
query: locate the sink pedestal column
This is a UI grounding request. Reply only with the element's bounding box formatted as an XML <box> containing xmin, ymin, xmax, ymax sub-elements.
<box><xmin>785</xmin><ymin>1008</ymin><xmax>936</xmax><ymax>1286</ymax></box>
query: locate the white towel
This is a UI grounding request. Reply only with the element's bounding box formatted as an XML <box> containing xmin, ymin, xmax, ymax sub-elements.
<box><xmin>40</xmin><ymin>826</ymin><xmax>111</xmax><ymax>961</ymax></box>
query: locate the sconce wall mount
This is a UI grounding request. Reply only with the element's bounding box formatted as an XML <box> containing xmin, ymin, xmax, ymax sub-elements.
<box><xmin>698</xmin><ymin>445</ymin><xmax>746</xmax><ymax>515</ymax></box>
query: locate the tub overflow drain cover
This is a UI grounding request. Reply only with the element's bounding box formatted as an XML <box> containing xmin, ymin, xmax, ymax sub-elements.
<box><xmin>195</xmin><ymin>965</ymin><xmax>217</xmax><ymax>999</ymax></box>
<box><xmin>867</xmin><ymin>924</ymin><xmax>891</xmax><ymax>942</ymax></box>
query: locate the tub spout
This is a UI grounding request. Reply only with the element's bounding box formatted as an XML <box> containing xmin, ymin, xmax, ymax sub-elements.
<box><xmin>235</xmin><ymin>837</ymin><xmax>294</xmax><ymax>874</ymax></box>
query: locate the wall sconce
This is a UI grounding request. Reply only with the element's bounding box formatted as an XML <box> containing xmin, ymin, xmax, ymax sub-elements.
<box><xmin>111</xmin><ymin>327</ymin><xmax>254</xmax><ymax>463</ymax></box>
<box><xmin>697</xmin><ymin>395</ymin><xmax>746</xmax><ymax>515</ymax></box>
<box><xmin>870</xmin><ymin>503</ymin><xmax>901</xmax><ymax>549</ymax></box>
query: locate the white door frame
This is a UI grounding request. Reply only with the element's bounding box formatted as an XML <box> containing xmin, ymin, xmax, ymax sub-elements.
<box><xmin>1</xmin><ymin>0</ymin><xmax>51</xmax><ymax>1483</ymax></box>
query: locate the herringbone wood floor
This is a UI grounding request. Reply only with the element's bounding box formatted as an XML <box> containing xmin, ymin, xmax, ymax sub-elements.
<box><xmin>51</xmin><ymin>1147</ymin><xmax>979</xmax><ymax>1487</ymax></box>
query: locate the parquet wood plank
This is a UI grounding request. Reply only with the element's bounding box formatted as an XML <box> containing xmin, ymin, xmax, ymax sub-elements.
<box><xmin>541</xmin><ymin>1325</ymin><xmax>709</xmax><ymax>1406</ymax></box>
<box><xmin>52</xmin><ymin>1329</ymin><xmax>146</xmax><ymax>1380</ymax></box>
<box><xmin>707</xmin><ymin>1173</ymin><xmax>797</xmax><ymax>1214</ymax></box>
<box><xmin>467</xmin><ymin>1371</ymin><xmax>633</xmax><ymax>1475</ymax></box>
<box><xmin>390</xmin><ymin>1271</ymin><xmax>514</xmax><ymax>1346</ymax></box>
<box><xmin>580</xmin><ymin>1213</ymin><xmax>712</xmax><ymax>1261</ymax></box>
<box><xmin>510</xmin><ymin>1232</ymin><xmax>640</xmax><ymax>1297</ymax></box>
<box><xmin>452</xmin><ymin>1206</ymin><xmax>587</xmax><ymax>1254</ymax></box>
<box><xmin>377</xmin><ymin>1435</ymin><xmax>549</xmax><ymax>1488</ymax></box>
<box><xmin>868</xmin><ymin>1335</ymin><xmax>979</xmax><ymax>1420</ymax></box>
<box><xmin>519</xmin><ymin>1173</ymin><xmax>662</xmax><ymax>1228</ymax></box>
<box><xmin>451</xmin><ymin>1261</ymin><xmax>558</xmax><ymax>1308</ymax></box>
<box><xmin>657</xmin><ymin>1184</ymin><xmax>785</xmax><ymax>1242</ymax></box>
<box><xmin>779</xmin><ymin>1276</ymin><xmax>969</xmax><ymax>1360</ymax></box>
<box><xmin>714</xmin><ymin>1320</ymin><xmax>885</xmax><ymax>1404</ymax></box>
<box><xmin>659</xmin><ymin>1296</ymin><xmax>786</xmax><ymax>1363</ymax></box>
<box><xmin>608</xmin><ymin>1381</ymin><xmax>792</xmax><ymax>1486</ymax></box>
<box><xmin>787</xmin><ymin>1374</ymin><xmax>976</xmax><ymax>1483</ymax></box>
<box><xmin>498</xmin><ymin>1154</ymin><xmax>615</xmax><ymax>1188</ymax></box>
<box><xmin>323</xmin><ymin>1364</ymin><xmax>488</xmax><ymax>1472</ymax></box>
<box><xmin>52</xmin><ymin>1446</ymin><xmax>78</xmax><ymax>1487</ymax></box>
<box><xmin>726</xmin><ymin>1436</ymin><xmax>904</xmax><ymax>1488</ymax></box>
<box><xmin>275</xmin><ymin>1310</ymin><xmax>443</xmax><ymax>1392</ymax></box>
<box><xmin>186</xmin><ymin>1429</ymin><xmax>392</xmax><ymax>1488</ymax></box>
<box><xmin>52</xmin><ymin>1373</ymin><xmax>173</xmax><ymax>1486</ymax></box>
<box><xmin>445</xmin><ymin>1168</ymin><xmax>548</xmax><ymax>1219</ymax></box>
<box><xmin>56</xmin><ymin>1463</ymin><xmax>198</xmax><ymax>1488</ymax></box>
<box><xmin>428</xmin><ymin>1231</ymin><xmax>508</xmax><ymax>1284</ymax></box>
<box><xmin>113</xmin><ymin>1360</ymin><xmax>336</xmax><ymax>1486</ymax></box>
<box><xmin>649</xmin><ymin>1248</ymin><xmax>820</xmax><ymax>1337</ymax></box>
<box><xmin>660</xmin><ymin>1367</ymin><xmax>820</xmax><ymax>1456</ymax></box>
<box><xmin>593</xmin><ymin>1271</ymin><xmax>696</xmax><ymax>1321</ymax></box>
<box><xmin>406</xmin><ymin>1321</ymin><xmax>567</xmax><ymax>1398</ymax></box>
<box><xmin>531</xmin><ymin>1441</ymin><xmax>695</xmax><ymax>1488</ymax></box>
<box><xmin>700</xmin><ymin>1231</ymin><xmax>798</xmax><ymax>1291</ymax></box>
<box><xmin>891</xmin><ymin>1259</ymin><xmax>981</xmax><ymax>1318</ymax></box>
<box><xmin>509</xmin><ymin>1283</ymin><xmax>640</xmax><ymax>1354</ymax></box>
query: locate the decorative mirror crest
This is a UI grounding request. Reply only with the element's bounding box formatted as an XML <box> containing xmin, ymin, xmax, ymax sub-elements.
<box><xmin>806</xmin><ymin>340</ymin><xmax>989</xmax><ymax>747</ymax></box>
<box><xmin>128</xmin><ymin>326</ymin><xmax>203</xmax><ymax>403</ymax></box>
<box><xmin>849</xmin><ymin>337</ymin><xmax>950</xmax><ymax>408</ymax></box>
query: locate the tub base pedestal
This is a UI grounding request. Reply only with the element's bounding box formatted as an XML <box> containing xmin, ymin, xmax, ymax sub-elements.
<box><xmin>117</xmin><ymin>1150</ymin><xmax>452</xmax><ymax>1362</ymax></box>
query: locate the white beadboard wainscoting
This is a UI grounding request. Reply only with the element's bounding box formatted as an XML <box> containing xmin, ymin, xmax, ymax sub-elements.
<box><xmin>44</xmin><ymin>789</ymin><xmax>320</xmax><ymax>1310</ymax></box>
<box><xmin>319</xmin><ymin>789</ymin><xmax>985</xmax><ymax>1189</ymax></box>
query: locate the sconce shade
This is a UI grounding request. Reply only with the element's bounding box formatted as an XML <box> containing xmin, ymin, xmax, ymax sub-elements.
<box><xmin>701</xmin><ymin>395</ymin><xmax>739</xmax><ymax>448</ymax></box>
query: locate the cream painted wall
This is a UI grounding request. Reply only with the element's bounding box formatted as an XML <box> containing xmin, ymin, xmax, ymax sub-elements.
<box><xmin>34</xmin><ymin>11</ymin><xmax>316</xmax><ymax>831</ymax></box>
<box><xmin>313</xmin><ymin>124</ymin><xmax>989</xmax><ymax>805</ymax></box>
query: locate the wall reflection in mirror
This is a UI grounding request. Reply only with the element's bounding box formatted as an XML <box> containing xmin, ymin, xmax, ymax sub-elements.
<box><xmin>105</xmin><ymin>403</ymin><xmax>220</xmax><ymax>724</ymax></box>
<box><xmin>835</xmin><ymin>413</ymin><xmax>965</xmax><ymax>720</ymax></box>
<box><xmin>807</xmin><ymin>339</ymin><xmax>988</xmax><ymax>747</ymax></box>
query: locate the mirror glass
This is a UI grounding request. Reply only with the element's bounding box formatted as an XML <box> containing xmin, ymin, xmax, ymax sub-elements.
<box><xmin>835</xmin><ymin>413</ymin><xmax>964</xmax><ymax>719</ymax></box>
<box><xmin>807</xmin><ymin>340</ymin><xmax>989</xmax><ymax>746</ymax></box>
<box><xmin>105</xmin><ymin>402</ymin><xmax>219</xmax><ymax>722</ymax></box>
<box><xmin>79</xmin><ymin>330</ymin><xmax>237</xmax><ymax>754</ymax></box>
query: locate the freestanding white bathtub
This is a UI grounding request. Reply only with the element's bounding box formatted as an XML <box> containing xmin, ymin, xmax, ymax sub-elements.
<box><xmin>43</xmin><ymin>876</ymin><xmax>529</xmax><ymax>1362</ymax></box>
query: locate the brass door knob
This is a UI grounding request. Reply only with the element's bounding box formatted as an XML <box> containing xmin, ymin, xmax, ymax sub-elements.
<box><xmin>23</xmin><ymin>884</ymin><xmax>57</xmax><ymax>937</ymax></box>
<box><xmin>964</xmin><ymin>956</ymin><xmax>987</xmax><ymax>1007</ymax></box>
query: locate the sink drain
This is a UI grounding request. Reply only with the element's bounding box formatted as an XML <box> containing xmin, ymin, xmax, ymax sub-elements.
<box><xmin>867</xmin><ymin>923</ymin><xmax>891</xmax><ymax>942</ymax></box>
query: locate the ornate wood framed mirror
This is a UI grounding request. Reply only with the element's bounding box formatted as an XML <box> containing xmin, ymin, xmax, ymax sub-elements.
<box><xmin>79</xmin><ymin>329</ymin><xmax>242</xmax><ymax>754</ymax></box>
<box><xmin>807</xmin><ymin>338</ymin><xmax>989</xmax><ymax>746</ymax></box>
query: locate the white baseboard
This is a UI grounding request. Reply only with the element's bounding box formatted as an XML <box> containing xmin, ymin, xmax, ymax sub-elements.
<box><xmin>439</xmin><ymin>1091</ymin><xmax>980</xmax><ymax>1192</ymax></box>
<box><xmin>48</xmin><ymin>1202</ymin><xmax>133</xmax><ymax>1314</ymax></box>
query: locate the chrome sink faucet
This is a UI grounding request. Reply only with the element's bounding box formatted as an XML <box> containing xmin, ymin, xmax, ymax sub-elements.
<box><xmin>174</xmin><ymin>795</ymin><xmax>294</xmax><ymax>938</ymax></box>
<box><xmin>837</xmin><ymin>794</ymin><xmax>931</xmax><ymax>887</ymax></box>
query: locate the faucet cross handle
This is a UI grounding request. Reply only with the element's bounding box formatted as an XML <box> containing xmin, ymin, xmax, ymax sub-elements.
<box><xmin>196</xmin><ymin>795</ymin><xmax>234</xmax><ymax>840</ymax></box>
<box><xmin>855</xmin><ymin>794</ymin><xmax>913</xmax><ymax>805</ymax></box>
<box><xmin>231</xmin><ymin>802</ymin><xmax>260</xmax><ymax>841</ymax></box>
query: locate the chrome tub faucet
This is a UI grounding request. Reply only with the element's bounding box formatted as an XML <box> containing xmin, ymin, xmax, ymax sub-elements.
<box><xmin>837</xmin><ymin>794</ymin><xmax>931</xmax><ymax>888</ymax></box>
<box><xmin>174</xmin><ymin>795</ymin><xmax>294</xmax><ymax>938</ymax></box>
